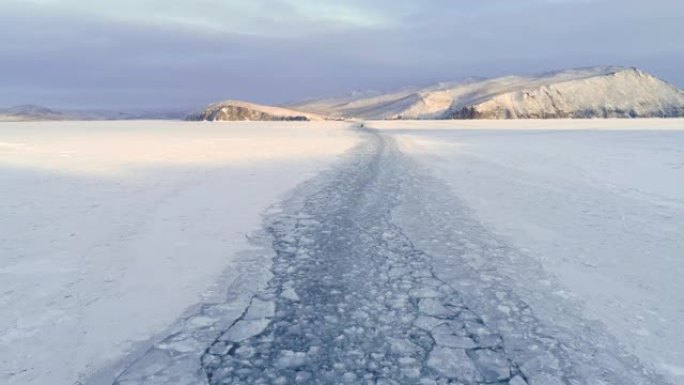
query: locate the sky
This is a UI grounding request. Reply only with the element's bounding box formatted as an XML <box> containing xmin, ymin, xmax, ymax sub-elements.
<box><xmin>1</xmin><ymin>0</ymin><xmax>683</xmax><ymax>110</ymax></box>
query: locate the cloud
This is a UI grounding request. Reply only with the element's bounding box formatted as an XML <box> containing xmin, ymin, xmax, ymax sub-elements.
<box><xmin>0</xmin><ymin>0</ymin><xmax>682</xmax><ymax>109</ymax></box>
<box><xmin>6</xmin><ymin>0</ymin><xmax>397</xmax><ymax>36</ymax></box>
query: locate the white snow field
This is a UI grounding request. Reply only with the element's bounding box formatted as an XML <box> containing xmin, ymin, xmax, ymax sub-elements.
<box><xmin>371</xmin><ymin>119</ymin><xmax>684</xmax><ymax>384</ymax></box>
<box><xmin>0</xmin><ymin>121</ymin><xmax>360</xmax><ymax>385</ymax></box>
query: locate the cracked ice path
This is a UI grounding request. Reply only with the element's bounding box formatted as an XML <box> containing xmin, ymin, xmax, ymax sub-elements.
<box><xmin>199</xmin><ymin>129</ymin><xmax>666</xmax><ymax>385</ymax></box>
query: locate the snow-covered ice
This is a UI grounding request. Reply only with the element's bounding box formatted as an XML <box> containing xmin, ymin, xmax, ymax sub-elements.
<box><xmin>373</xmin><ymin>118</ymin><xmax>684</xmax><ymax>384</ymax></box>
<box><xmin>2</xmin><ymin>118</ymin><xmax>683</xmax><ymax>385</ymax></box>
<box><xmin>0</xmin><ymin>120</ymin><xmax>359</xmax><ymax>385</ymax></box>
<box><xmin>198</xmin><ymin>125</ymin><xmax>668</xmax><ymax>385</ymax></box>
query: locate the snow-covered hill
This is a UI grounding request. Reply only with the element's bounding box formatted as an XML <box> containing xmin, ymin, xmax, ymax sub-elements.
<box><xmin>292</xmin><ymin>67</ymin><xmax>684</xmax><ymax>120</ymax></box>
<box><xmin>187</xmin><ymin>100</ymin><xmax>322</xmax><ymax>121</ymax></box>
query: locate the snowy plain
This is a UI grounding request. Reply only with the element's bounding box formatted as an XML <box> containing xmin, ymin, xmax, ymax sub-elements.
<box><xmin>371</xmin><ymin>119</ymin><xmax>684</xmax><ymax>384</ymax></box>
<box><xmin>0</xmin><ymin>121</ymin><xmax>360</xmax><ymax>385</ymax></box>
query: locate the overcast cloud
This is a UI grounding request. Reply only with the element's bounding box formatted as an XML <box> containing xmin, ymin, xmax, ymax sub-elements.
<box><xmin>1</xmin><ymin>0</ymin><xmax>682</xmax><ymax>109</ymax></box>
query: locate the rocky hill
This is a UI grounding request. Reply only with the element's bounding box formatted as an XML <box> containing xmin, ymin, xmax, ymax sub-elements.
<box><xmin>187</xmin><ymin>100</ymin><xmax>321</xmax><ymax>121</ymax></box>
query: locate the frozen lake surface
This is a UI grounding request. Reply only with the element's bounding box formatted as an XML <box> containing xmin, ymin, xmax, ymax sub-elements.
<box><xmin>1</xmin><ymin>119</ymin><xmax>682</xmax><ymax>385</ymax></box>
<box><xmin>375</xmin><ymin>119</ymin><xmax>684</xmax><ymax>384</ymax></box>
<box><xmin>0</xmin><ymin>121</ymin><xmax>360</xmax><ymax>385</ymax></box>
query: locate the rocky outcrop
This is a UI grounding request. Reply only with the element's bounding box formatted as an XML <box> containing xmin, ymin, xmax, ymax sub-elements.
<box><xmin>187</xmin><ymin>100</ymin><xmax>319</xmax><ymax>121</ymax></box>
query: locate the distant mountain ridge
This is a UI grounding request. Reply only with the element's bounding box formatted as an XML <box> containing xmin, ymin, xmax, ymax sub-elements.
<box><xmin>0</xmin><ymin>105</ymin><xmax>189</xmax><ymax>121</ymax></box>
<box><xmin>0</xmin><ymin>105</ymin><xmax>68</xmax><ymax>121</ymax></box>
<box><xmin>7</xmin><ymin>67</ymin><xmax>684</xmax><ymax>122</ymax></box>
<box><xmin>290</xmin><ymin>66</ymin><xmax>684</xmax><ymax>120</ymax></box>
